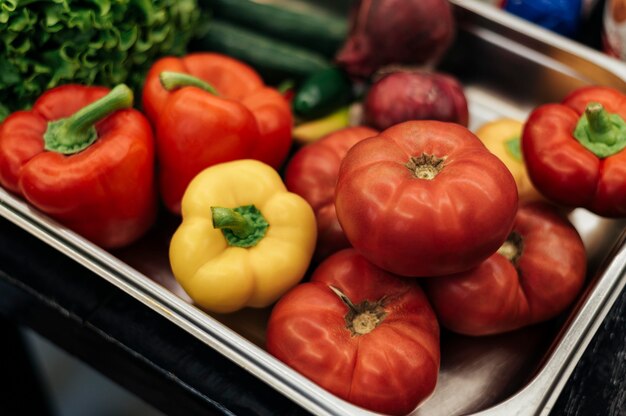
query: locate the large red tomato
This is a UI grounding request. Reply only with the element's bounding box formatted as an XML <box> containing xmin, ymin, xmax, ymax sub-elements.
<box><xmin>266</xmin><ymin>249</ymin><xmax>440</xmax><ymax>415</ymax></box>
<box><xmin>284</xmin><ymin>126</ymin><xmax>379</xmax><ymax>262</ymax></box>
<box><xmin>335</xmin><ymin>120</ymin><xmax>518</xmax><ymax>277</ymax></box>
<box><xmin>426</xmin><ymin>202</ymin><xmax>587</xmax><ymax>336</ymax></box>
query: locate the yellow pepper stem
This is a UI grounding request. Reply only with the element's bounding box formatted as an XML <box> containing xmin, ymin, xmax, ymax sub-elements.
<box><xmin>211</xmin><ymin>205</ymin><xmax>269</xmax><ymax>248</ymax></box>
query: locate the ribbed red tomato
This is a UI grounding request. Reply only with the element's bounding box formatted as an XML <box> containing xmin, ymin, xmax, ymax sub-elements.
<box><xmin>335</xmin><ymin>120</ymin><xmax>518</xmax><ymax>277</ymax></box>
<box><xmin>426</xmin><ymin>202</ymin><xmax>587</xmax><ymax>336</ymax></box>
<box><xmin>284</xmin><ymin>126</ymin><xmax>379</xmax><ymax>262</ymax></box>
<box><xmin>266</xmin><ymin>249</ymin><xmax>440</xmax><ymax>415</ymax></box>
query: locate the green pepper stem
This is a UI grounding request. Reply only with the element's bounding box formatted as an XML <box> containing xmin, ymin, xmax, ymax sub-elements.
<box><xmin>211</xmin><ymin>207</ymin><xmax>254</xmax><ymax>239</ymax></box>
<box><xmin>504</xmin><ymin>135</ymin><xmax>523</xmax><ymax>162</ymax></box>
<box><xmin>585</xmin><ymin>103</ymin><xmax>615</xmax><ymax>144</ymax></box>
<box><xmin>159</xmin><ymin>71</ymin><xmax>219</xmax><ymax>95</ymax></box>
<box><xmin>43</xmin><ymin>84</ymin><xmax>133</xmax><ymax>155</ymax></box>
<box><xmin>276</xmin><ymin>79</ymin><xmax>295</xmax><ymax>94</ymax></box>
<box><xmin>211</xmin><ymin>205</ymin><xmax>269</xmax><ymax>248</ymax></box>
<box><xmin>573</xmin><ymin>102</ymin><xmax>626</xmax><ymax>158</ymax></box>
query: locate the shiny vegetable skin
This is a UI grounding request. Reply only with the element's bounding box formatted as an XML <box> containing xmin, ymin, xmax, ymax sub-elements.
<box><xmin>291</xmin><ymin>106</ymin><xmax>351</xmax><ymax>145</ymax></box>
<box><xmin>285</xmin><ymin>126</ymin><xmax>379</xmax><ymax>262</ymax></box>
<box><xmin>267</xmin><ymin>249</ymin><xmax>440</xmax><ymax>415</ymax></box>
<box><xmin>207</xmin><ymin>0</ymin><xmax>347</xmax><ymax>57</ymax></box>
<box><xmin>364</xmin><ymin>70</ymin><xmax>469</xmax><ymax>130</ymax></box>
<box><xmin>0</xmin><ymin>85</ymin><xmax>157</xmax><ymax>249</ymax></box>
<box><xmin>142</xmin><ymin>53</ymin><xmax>293</xmax><ymax>214</ymax></box>
<box><xmin>169</xmin><ymin>160</ymin><xmax>317</xmax><ymax>314</ymax></box>
<box><xmin>335</xmin><ymin>120</ymin><xmax>518</xmax><ymax>277</ymax></box>
<box><xmin>522</xmin><ymin>86</ymin><xmax>626</xmax><ymax>217</ymax></box>
<box><xmin>336</xmin><ymin>0</ymin><xmax>454</xmax><ymax>78</ymax></box>
<box><xmin>190</xmin><ymin>20</ymin><xmax>332</xmax><ymax>83</ymax></box>
<box><xmin>292</xmin><ymin>67</ymin><xmax>353</xmax><ymax>119</ymax></box>
<box><xmin>475</xmin><ymin>118</ymin><xmax>544</xmax><ymax>203</ymax></box>
<box><xmin>426</xmin><ymin>202</ymin><xmax>586</xmax><ymax>336</ymax></box>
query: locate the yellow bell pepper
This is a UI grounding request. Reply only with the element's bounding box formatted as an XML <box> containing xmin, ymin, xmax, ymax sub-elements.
<box><xmin>475</xmin><ymin>118</ymin><xmax>544</xmax><ymax>203</ymax></box>
<box><xmin>169</xmin><ymin>159</ymin><xmax>317</xmax><ymax>313</ymax></box>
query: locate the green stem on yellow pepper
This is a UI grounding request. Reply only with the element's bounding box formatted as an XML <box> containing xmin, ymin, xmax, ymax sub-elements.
<box><xmin>159</xmin><ymin>71</ymin><xmax>220</xmax><ymax>95</ymax></box>
<box><xmin>573</xmin><ymin>102</ymin><xmax>626</xmax><ymax>158</ymax></box>
<box><xmin>211</xmin><ymin>205</ymin><xmax>268</xmax><ymax>248</ymax></box>
<box><xmin>504</xmin><ymin>135</ymin><xmax>522</xmax><ymax>162</ymax></box>
<box><xmin>43</xmin><ymin>84</ymin><xmax>133</xmax><ymax>155</ymax></box>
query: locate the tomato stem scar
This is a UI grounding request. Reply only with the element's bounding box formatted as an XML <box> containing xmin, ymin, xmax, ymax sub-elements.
<box><xmin>497</xmin><ymin>231</ymin><xmax>524</xmax><ymax>266</ymax></box>
<box><xmin>329</xmin><ymin>286</ymin><xmax>387</xmax><ymax>336</ymax></box>
<box><xmin>406</xmin><ymin>153</ymin><xmax>445</xmax><ymax>180</ymax></box>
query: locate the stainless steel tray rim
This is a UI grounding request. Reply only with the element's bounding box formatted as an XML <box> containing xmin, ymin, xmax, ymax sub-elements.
<box><xmin>474</xmin><ymin>231</ymin><xmax>626</xmax><ymax>416</ymax></box>
<box><xmin>2</xmin><ymin>1</ymin><xmax>626</xmax><ymax>415</ymax></box>
<box><xmin>0</xmin><ymin>187</ymin><xmax>377</xmax><ymax>416</ymax></box>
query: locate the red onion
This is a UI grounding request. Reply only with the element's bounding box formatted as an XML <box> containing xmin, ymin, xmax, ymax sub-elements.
<box><xmin>336</xmin><ymin>0</ymin><xmax>455</xmax><ymax>78</ymax></box>
<box><xmin>364</xmin><ymin>70</ymin><xmax>469</xmax><ymax>130</ymax></box>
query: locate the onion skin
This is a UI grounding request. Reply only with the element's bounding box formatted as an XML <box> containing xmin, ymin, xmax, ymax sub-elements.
<box><xmin>335</xmin><ymin>0</ymin><xmax>455</xmax><ymax>78</ymax></box>
<box><xmin>364</xmin><ymin>71</ymin><xmax>469</xmax><ymax>130</ymax></box>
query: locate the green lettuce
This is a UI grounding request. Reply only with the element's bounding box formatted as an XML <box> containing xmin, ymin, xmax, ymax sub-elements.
<box><xmin>0</xmin><ymin>0</ymin><xmax>199</xmax><ymax>120</ymax></box>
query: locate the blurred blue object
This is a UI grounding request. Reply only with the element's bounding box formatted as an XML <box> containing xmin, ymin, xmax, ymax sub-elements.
<box><xmin>504</xmin><ymin>0</ymin><xmax>583</xmax><ymax>36</ymax></box>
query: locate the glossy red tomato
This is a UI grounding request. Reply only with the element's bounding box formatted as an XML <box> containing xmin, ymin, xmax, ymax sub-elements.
<box><xmin>426</xmin><ymin>202</ymin><xmax>587</xmax><ymax>336</ymax></box>
<box><xmin>284</xmin><ymin>126</ymin><xmax>379</xmax><ymax>262</ymax></box>
<box><xmin>335</xmin><ymin>120</ymin><xmax>518</xmax><ymax>277</ymax></box>
<box><xmin>267</xmin><ymin>249</ymin><xmax>440</xmax><ymax>415</ymax></box>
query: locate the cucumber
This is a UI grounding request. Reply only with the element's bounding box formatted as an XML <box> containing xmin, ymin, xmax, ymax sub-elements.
<box><xmin>293</xmin><ymin>67</ymin><xmax>353</xmax><ymax>119</ymax></box>
<box><xmin>204</xmin><ymin>0</ymin><xmax>348</xmax><ymax>57</ymax></box>
<box><xmin>190</xmin><ymin>20</ymin><xmax>332</xmax><ymax>84</ymax></box>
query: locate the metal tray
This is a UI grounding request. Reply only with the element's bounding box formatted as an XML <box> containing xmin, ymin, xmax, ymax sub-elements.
<box><xmin>1</xmin><ymin>1</ymin><xmax>625</xmax><ymax>415</ymax></box>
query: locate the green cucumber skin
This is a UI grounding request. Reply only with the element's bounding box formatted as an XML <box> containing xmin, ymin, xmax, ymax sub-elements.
<box><xmin>293</xmin><ymin>67</ymin><xmax>353</xmax><ymax>119</ymax></box>
<box><xmin>191</xmin><ymin>20</ymin><xmax>332</xmax><ymax>83</ymax></box>
<box><xmin>205</xmin><ymin>0</ymin><xmax>347</xmax><ymax>57</ymax></box>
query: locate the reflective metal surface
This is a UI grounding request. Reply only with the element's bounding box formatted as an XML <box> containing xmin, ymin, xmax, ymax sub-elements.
<box><xmin>0</xmin><ymin>1</ymin><xmax>625</xmax><ymax>415</ymax></box>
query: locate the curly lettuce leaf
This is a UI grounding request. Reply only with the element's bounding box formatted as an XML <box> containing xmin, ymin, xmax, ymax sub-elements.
<box><xmin>0</xmin><ymin>0</ymin><xmax>199</xmax><ymax>120</ymax></box>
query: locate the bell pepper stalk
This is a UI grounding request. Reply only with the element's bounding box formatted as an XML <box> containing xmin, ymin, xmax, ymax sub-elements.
<box><xmin>142</xmin><ymin>53</ymin><xmax>294</xmax><ymax>214</ymax></box>
<box><xmin>573</xmin><ymin>102</ymin><xmax>626</xmax><ymax>157</ymax></box>
<box><xmin>159</xmin><ymin>71</ymin><xmax>220</xmax><ymax>96</ymax></box>
<box><xmin>169</xmin><ymin>159</ymin><xmax>317</xmax><ymax>314</ymax></box>
<box><xmin>474</xmin><ymin>118</ymin><xmax>544</xmax><ymax>203</ymax></box>
<box><xmin>0</xmin><ymin>84</ymin><xmax>157</xmax><ymax>249</ymax></box>
<box><xmin>522</xmin><ymin>86</ymin><xmax>626</xmax><ymax>217</ymax></box>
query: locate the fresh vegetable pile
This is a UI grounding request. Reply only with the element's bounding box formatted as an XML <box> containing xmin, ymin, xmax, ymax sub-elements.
<box><xmin>1</xmin><ymin>0</ymin><xmax>624</xmax><ymax>415</ymax></box>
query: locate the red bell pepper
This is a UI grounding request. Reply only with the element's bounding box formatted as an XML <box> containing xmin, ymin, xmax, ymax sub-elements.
<box><xmin>142</xmin><ymin>53</ymin><xmax>293</xmax><ymax>214</ymax></box>
<box><xmin>267</xmin><ymin>249</ymin><xmax>440</xmax><ymax>416</ymax></box>
<box><xmin>426</xmin><ymin>201</ymin><xmax>586</xmax><ymax>336</ymax></box>
<box><xmin>284</xmin><ymin>126</ymin><xmax>378</xmax><ymax>263</ymax></box>
<box><xmin>522</xmin><ymin>86</ymin><xmax>626</xmax><ymax>217</ymax></box>
<box><xmin>0</xmin><ymin>84</ymin><xmax>157</xmax><ymax>249</ymax></box>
